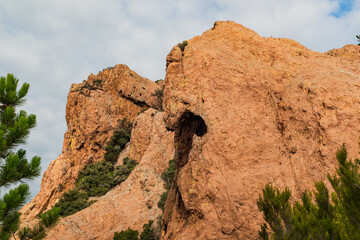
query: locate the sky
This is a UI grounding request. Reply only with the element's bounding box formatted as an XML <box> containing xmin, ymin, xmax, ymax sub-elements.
<box><xmin>0</xmin><ymin>0</ymin><xmax>359</xmax><ymax>200</ymax></box>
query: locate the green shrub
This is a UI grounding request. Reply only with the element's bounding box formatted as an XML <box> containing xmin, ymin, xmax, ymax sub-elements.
<box><xmin>54</xmin><ymin>157</ymin><xmax>137</xmax><ymax>217</ymax></box>
<box><xmin>76</xmin><ymin>161</ymin><xmax>115</xmax><ymax>197</ymax></box>
<box><xmin>140</xmin><ymin>220</ymin><xmax>158</xmax><ymax>240</ymax></box>
<box><xmin>161</xmin><ymin>159</ymin><xmax>176</xmax><ymax>191</ymax></box>
<box><xmin>105</xmin><ymin>119</ymin><xmax>132</xmax><ymax>164</ymax></box>
<box><xmin>151</xmin><ymin>88</ymin><xmax>164</xmax><ymax>111</ymax></box>
<box><xmin>113</xmin><ymin>220</ymin><xmax>159</xmax><ymax>240</ymax></box>
<box><xmin>36</xmin><ymin>118</ymin><xmax>135</xmax><ymax>222</ymax></box>
<box><xmin>257</xmin><ymin>144</ymin><xmax>360</xmax><ymax>239</ymax></box>
<box><xmin>137</xmin><ymin>108</ymin><xmax>147</xmax><ymax>115</ymax></box>
<box><xmin>357</xmin><ymin>35</ymin><xmax>360</xmax><ymax>46</ymax></box>
<box><xmin>178</xmin><ymin>41</ymin><xmax>188</xmax><ymax>51</ymax></box>
<box><xmin>157</xmin><ymin>159</ymin><xmax>176</xmax><ymax>211</ymax></box>
<box><xmin>157</xmin><ymin>191</ymin><xmax>168</xmax><ymax>211</ymax></box>
<box><xmin>113</xmin><ymin>157</ymin><xmax>138</xmax><ymax>185</ymax></box>
<box><xmin>113</xmin><ymin>228</ymin><xmax>139</xmax><ymax>240</ymax></box>
<box><xmin>18</xmin><ymin>208</ymin><xmax>60</xmax><ymax>240</ymax></box>
<box><xmin>53</xmin><ymin>189</ymin><xmax>90</xmax><ymax>217</ymax></box>
<box><xmin>39</xmin><ymin>207</ymin><xmax>60</xmax><ymax>228</ymax></box>
<box><xmin>93</xmin><ymin>79</ymin><xmax>102</xmax><ymax>86</ymax></box>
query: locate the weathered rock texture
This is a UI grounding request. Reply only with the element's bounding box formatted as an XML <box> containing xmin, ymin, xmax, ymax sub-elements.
<box><xmin>44</xmin><ymin>109</ymin><xmax>174</xmax><ymax>239</ymax></box>
<box><xmin>162</xmin><ymin>21</ymin><xmax>360</xmax><ymax>239</ymax></box>
<box><xmin>21</xmin><ymin>64</ymin><xmax>162</xmax><ymax>221</ymax></box>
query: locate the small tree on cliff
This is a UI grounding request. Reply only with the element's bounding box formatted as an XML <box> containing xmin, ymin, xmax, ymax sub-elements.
<box><xmin>0</xmin><ymin>74</ymin><xmax>41</xmax><ymax>239</ymax></box>
<box><xmin>257</xmin><ymin>144</ymin><xmax>360</xmax><ymax>239</ymax></box>
<box><xmin>357</xmin><ymin>35</ymin><xmax>360</xmax><ymax>46</ymax></box>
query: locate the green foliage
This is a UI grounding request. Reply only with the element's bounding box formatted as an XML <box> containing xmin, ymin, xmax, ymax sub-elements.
<box><xmin>113</xmin><ymin>228</ymin><xmax>139</xmax><ymax>240</ymax></box>
<box><xmin>140</xmin><ymin>220</ymin><xmax>158</xmax><ymax>240</ymax></box>
<box><xmin>113</xmin><ymin>220</ymin><xmax>159</xmax><ymax>240</ymax></box>
<box><xmin>53</xmin><ymin>189</ymin><xmax>90</xmax><ymax>217</ymax></box>
<box><xmin>151</xmin><ymin>88</ymin><xmax>164</xmax><ymax>111</ymax></box>
<box><xmin>38</xmin><ymin>207</ymin><xmax>60</xmax><ymax>228</ymax></box>
<box><xmin>113</xmin><ymin>157</ymin><xmax>138</xmax><ymax>185</ymax></box>
<box><xmin>54</xmin><ymin>157</ymin><xmax>137</xmax><ymax>217</ymax></box>
<box><xmin>52</xmin><ymin>119</ymin><xmax>135</xmax><ymax>217</ymax></box>
<box><xmin>328</xmin><ymin>144</ymin><xmax>360</xmax><ymax>238</ymax></box>
<box><xmin>157</xmin><ymin>191</ymin><xmax>168</xmax><ymax>211</ymax></box>
<box><xmin>0</xmin><ymin>74</ymin><xmax>29</xmax><ymax>107</ymax></box>
<box><xmin>161</xmin><ymin>159</ymin><xmax>176</xmax><ymax>191</ymax></box>
<box><xmin>157</xmin><ymin>159</ymin><xmax>176</xmax><ymax>211</ymax></box>
<box><xmin>153</xmin><ymin>89</ymin><xmax>163</xmax><ymax>100</ymax></box>
<box><xmin>137</xmin><ymin>108</ymin><xmax>147</xmax><ymax>115</ymax></box>
<box><xmin>357</xmin><ymin>35</ymin><xmax>360</xmax><ymax>46</ymax></box>
<box><xmin>257</xmin><ymin>144</ymin><xmax>360</xmax><ymax>239</ymax></box>
<box><xmin>0</xmin><ymin>74</ymin><xmax>41</xmax><ymax>239</ymax></box>
<box><xmin>105</xmin><ymin>119</ymin><xmax>132</xmax><ymax>164</ymax></box>
<box><xmin>17</xmin><ymin>207</ymin><xmax>60</xmax><ymax>240</ymax></box>
<box><xmin>177</xmin><ymin>41</ymin><xmax>188</xmax><ymax>51</ymax></box>
<box><xmin>257</xmin><ymin>185</ymin><xmax>292</xmax><ymax>239</ymax></box>
<box><xmin>93</xmin><ymin>79</ymin><xmax>102</xmax><ymax>85</ymax></box>
<box><xmin>76</xmin><ymin>161</ymin><xmax>115</xmax><ymax>197</ymax></box>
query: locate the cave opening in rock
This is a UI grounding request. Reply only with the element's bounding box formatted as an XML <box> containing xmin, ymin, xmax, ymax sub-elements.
<box><xmin>174</xmin><ymin>111</ymin><xmax>207</xmax><ymax>169</ymax></box>
<box><xmin>163</xmin><ymin>111</ymin><xmax>207</xmax><ymax>233</ymax></box>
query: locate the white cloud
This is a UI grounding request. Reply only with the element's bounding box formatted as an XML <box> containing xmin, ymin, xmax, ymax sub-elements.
<box><xmin>0</xmin><ymin>0</ymin><xmax>359</xmax><ymax>199</ymax></box>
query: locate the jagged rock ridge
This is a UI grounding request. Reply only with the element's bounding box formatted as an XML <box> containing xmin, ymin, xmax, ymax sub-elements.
<box><xmin>21</xmin><ymin>64</ymin><xmax>162</xmax><ymax>221</ymax></box>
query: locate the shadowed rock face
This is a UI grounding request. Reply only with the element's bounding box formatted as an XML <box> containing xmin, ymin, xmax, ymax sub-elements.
<box><xmin>21</xmin><ymin>64</ymin><xmax>162</xmax><ymax>222</ymax></box>
<box><xmin>162</xmin><ymin>21</ymin><xmax>360</xmax><ymax>239</ymax></box>
<box><xmin>21</xmin><ymin>21</ymin><xmax>360</xmax><ymax>239</ymax></box>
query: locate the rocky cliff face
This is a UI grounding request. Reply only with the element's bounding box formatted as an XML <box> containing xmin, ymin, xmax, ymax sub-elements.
<box><xmin>44</xmin><ymin>109</ymin><xmax>174</xmax><ymax>239</ymax></box>
<box><xmin>22</xmin><ymin>21</ymin><xmax>360</xmax><ymax>239</ymax></box>
<box><xmin>162</xmin><ymin>21</ymin><xmax>360</xmax><ymax>239</ymax></box>
<box><xmin>21</xmin><ymin>64</ymin><xmax>162</xmax><ymax>221</ymax></box>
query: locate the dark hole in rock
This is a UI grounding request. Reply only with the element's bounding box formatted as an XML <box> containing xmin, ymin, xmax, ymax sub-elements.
<box><xmin>163</xmin><ymin>112</ymin><xmax>207</xmax><ymax>233</ymax></box>
<box><xmin>174</xmin><ymin>112</ymin><xmax>207</xmax><ymax>168</ymax></box>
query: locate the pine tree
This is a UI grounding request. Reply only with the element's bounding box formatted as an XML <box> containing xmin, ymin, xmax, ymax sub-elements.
<box><xmin>0</xmin><ymin>74</ymin><xmax>41</xmax><ymax>239</ymax></box>
<box><xmin>257</xmin><ymin>144</ymin><xmax>360</xmax><ymax>239</ymax></box>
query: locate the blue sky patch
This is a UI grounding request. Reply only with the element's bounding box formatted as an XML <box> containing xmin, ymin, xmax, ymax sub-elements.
<box><xmin>331</xmin><ymin>0</ymin><xmax>354</xmax><ymax>18</ymax></box>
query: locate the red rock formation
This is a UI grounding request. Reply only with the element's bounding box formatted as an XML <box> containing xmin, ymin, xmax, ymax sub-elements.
<box><xmin>162</xmin><ymin>21</ymin><xmax>360</xmax><ymax>239</ymax></box>
<box><xmin>21</xmin><ymin>21</ymin><xmax>360</xmax><ymax>240</ymax></box>
<box><xmin>43</xmin><ymin>109</ymin><xmax>174</xmax><ymax>239</ymax></box>
<box><xmin>21</xmin><ymin>64</ymin><xmax>162</xmax><ymax>221</ymax></box>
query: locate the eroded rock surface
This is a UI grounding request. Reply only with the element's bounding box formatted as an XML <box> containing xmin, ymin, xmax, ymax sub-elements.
<box><xmin>21</xmin><ymin>65</ymin><xmax>162</xmax><ymax>221</ymax></box>
<box><xmin>44</xmin><ymin>109</ymin><xmax>174</xmax><ymax>239</ymax></box>
<box><xmin>162</xmin><ymin>21</ymin><xmax>360</xmax><ymax>239</ymax></box>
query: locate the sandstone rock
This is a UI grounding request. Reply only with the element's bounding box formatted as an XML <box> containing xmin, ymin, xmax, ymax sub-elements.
<box><xmin>44</xmin><ymin>109</ymin><xmax>174</xmax><ymax>240</ymax></box>
<box><xmin>162</xmin><ymin>21</ymin><xmax>360</xmax><ymax>239</ymax></box>
<box><xmin>21</xmin><ymin>64</ymin><xmax>162</xmax><ymax>222</ymax></box>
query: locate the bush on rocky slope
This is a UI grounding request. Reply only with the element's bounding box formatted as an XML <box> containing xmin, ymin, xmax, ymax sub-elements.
<box><xmin>258</xmin><ymin>144</ymin><xmax>360</xmax><ymax>240</ymax></box>
<box><xmin>105</xmin><ymin>119</ymin><xmax>132</xmax><ymax>164</ymax></box>
<box><xmin>113</xmin><ymin>220</ymin><xmax>158</xmax><ymax>240</ymax></box>
<box><xmin>53</xmin><ymin>189</ymin><xmax>90</xmax><ymax>217</ymax></box>
<box><xmin>18</xmin><ymin>207</ymin><xmax>60</xmax><ymax>240</ymax></box>
<box><xmin>157</xmin><ymin>159</ymin><xmax>176</xmax><ymax>211</ymax></box>
<box><xmin>49</xmin><ymin>119</ymin><xmax>136</xmax><ymax>218</ymax></box>
<box><xmin>54</xmin><ymin>157</ymin><xmax>138</xmax><ymax>217</ymax></box>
